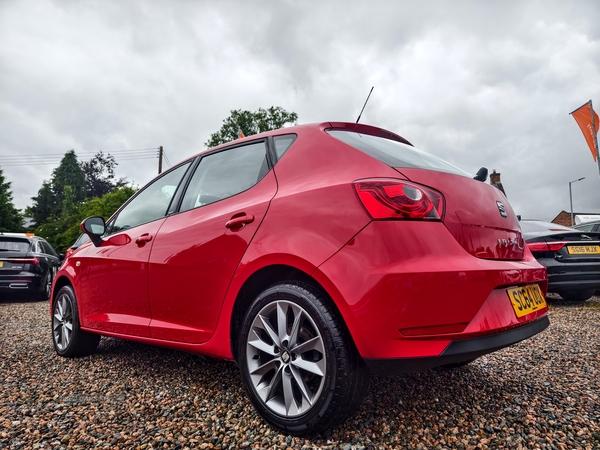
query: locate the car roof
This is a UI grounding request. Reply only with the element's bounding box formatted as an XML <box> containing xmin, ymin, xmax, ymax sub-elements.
<box><xmin>194</xmin><ymin>122</ymin><xmax>413</xmax><ymax>158</ymax></box>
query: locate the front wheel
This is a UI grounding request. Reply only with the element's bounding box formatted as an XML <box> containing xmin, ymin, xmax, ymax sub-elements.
<box><xmin>52</xmin><ymin>285</ymin><xmax>100</xmax><ymax>357</ymax></box>
<box><xmin>238</xmin><ymin>282</ymin><xmax>369</xmax><ymax>435</ymax></box>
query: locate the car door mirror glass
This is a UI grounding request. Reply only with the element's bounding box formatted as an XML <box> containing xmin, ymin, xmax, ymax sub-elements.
<box><xmin>81</xmin><ymin>217</ymin><xmax>106</xmax><ymax>246</ymax></box>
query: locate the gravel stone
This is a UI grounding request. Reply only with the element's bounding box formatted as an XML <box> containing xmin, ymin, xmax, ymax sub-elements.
<box><xmin>0</xmin><ymin>294</ymin><xmax>599</xmax><ymax>449</ymax></box>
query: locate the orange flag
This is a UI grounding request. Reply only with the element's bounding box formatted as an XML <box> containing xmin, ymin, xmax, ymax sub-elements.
<box><xmin>570</xmin><ymin>101</ymin><xmax>599</xmax><ymax>162</ymax></box>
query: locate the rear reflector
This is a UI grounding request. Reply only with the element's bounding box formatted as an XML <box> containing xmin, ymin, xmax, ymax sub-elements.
<box><xmin>353</xmin><ymin>179</ymin><xmax>444</xmax><ymax>220</ymax></box>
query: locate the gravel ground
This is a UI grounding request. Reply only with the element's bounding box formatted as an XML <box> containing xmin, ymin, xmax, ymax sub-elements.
<box><xmin>0</xmin><ymin>295</ymin><xmax>599</xmax><ymax>450</ymax></box>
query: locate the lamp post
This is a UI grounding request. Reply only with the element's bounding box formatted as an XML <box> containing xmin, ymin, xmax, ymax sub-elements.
<box><xmin>569</xmin><ymin>177</ymin><xmax>585</xmax><ymax>226</ymax></box>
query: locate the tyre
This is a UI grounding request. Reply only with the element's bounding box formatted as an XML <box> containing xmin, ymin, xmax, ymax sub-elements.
<box><xmin>38</xmin><ymin>269</ymin><xmax>54</xmax><ymax>300</ymax></box>
<box><xmin>52</xmin><ymin>285</ymin><xmax>100</xmax><ymax>357</ymax></box>
<box><xmin>238</xmin><ymin>282</ymin><xmax>369</xmax><ymax>435</ymax></box>
<box><xmin>559</xmin><ymin>289</ymin><xmax>594</xmax><ymax>302</ymax></box>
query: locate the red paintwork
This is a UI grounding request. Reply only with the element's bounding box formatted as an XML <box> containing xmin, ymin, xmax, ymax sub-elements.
<box><xmin>52</xmin><ymin>121</ymin><xmax>549</xmax><ymax>363</ymax></box>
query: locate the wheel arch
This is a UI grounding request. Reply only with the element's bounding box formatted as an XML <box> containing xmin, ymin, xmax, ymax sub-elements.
<box><xmin>52</xmin><ymin>275</ymin><xmax>73</xmax><ymax>305</ymax></box>
<box><xmin>229</xmin><ymin>264</ymin><xmax>360</xmax><ymax>362</ymax></box>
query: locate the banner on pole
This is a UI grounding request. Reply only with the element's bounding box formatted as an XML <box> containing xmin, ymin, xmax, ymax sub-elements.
<box><xmin>570</xmin><ymin>100</ymin><xmax>599</xmax><ymax>162</ymax></box>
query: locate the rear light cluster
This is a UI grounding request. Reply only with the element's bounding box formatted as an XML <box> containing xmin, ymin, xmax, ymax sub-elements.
<box><xmin>6</xmin><ymin>257</ymin><xmax>39</xmax><ymax>265</ymax></box>
<box><xmin>353</xmin><ymin>179</ymin><xmax>444</xmax><ymax>220</ymax></box>
<box><xmin>526</xmin><ymin>242</ymin><xmax>567</xmax><ymax>252</ymax></box>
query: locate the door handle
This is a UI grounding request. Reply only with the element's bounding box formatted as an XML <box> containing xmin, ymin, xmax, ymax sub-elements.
<box><xmin>135</xmin><ymin>233</ymin><xmax>153</xmax><ymax>246</ymax></box>
<box><xmin>225</xmin><ymin>214</ymin><xmax>255</xmax><ymax>230</ymax></box>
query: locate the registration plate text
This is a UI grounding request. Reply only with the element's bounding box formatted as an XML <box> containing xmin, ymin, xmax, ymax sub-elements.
<box><xmin>567</xmin><ymin>245</ymin><xmax>600</xmax><ymax>255</ymax></box>
<box><xmin>507</xmin><ymin>284</ymin><xmax>546</xmax><ymax>318</ymax></box>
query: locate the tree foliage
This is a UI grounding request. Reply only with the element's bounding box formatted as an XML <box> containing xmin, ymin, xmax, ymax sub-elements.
<box><xmin>80</xmin><ymin>151</ymin><xmax>126</xmax><ymax>198</ymax></box>
<box><xmin>35</xmin><ymin>187</ymin><xmax>136</xmax><ymax>253</ymax></box>
<box><xmin>0</xmin><ymin>166</ymin><xmax>22</xmax><ymax>232</ymax></box>
<box><xmin>205</xmin><ymin>106</ymin><xmax>298</xmax><ymax>148</ymax></box>
<box><xmin>52</xmin><ymin>150</ymin><xmax>86</xmax><ymax>206</ymax></box>
<box><xmin>29</xmin><ymin>150</ymin><xmax>126</xmax><ymax>227</ymax></box>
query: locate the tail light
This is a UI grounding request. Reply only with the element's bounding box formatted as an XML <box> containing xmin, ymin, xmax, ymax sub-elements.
<box><xmin>526</xmin><ymin>242</ymin><xmax>567</xmax><ymax>252</ymax></box>
<box><xmin>353</xmin><ymin>179</ymin><xmax>444</xmax><ymax>220</ymax></box>
<box><xmin>7</xmin><ymin>257</ymin><xmax>39</xmax><ymax>265</ymax></box>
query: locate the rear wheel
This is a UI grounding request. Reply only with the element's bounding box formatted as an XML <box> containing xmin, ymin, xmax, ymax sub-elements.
<box><xmin>38</xmin><ymin>269</ymin><xmax>54</xmax><ymax>300</ymax></box>
<box><xmin>238</xmin><ymin>282</ymin><xmax>369</xmax><ymax>435</ymax></box>
<box><xmin>559</xmin><ymin>289</ymin><xmax>595</xmax><ymax>302</ymax></box>
<box><xmin>52</xmin><ymin>286</ymin><xmax>100</xmax><ymax>357</ymax></box>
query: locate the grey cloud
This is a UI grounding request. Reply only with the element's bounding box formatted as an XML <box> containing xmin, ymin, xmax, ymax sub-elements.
<box><xmin>0</xmin><ymin>0</ymin><xmax>599</xmax><ymax>222</ymax></box>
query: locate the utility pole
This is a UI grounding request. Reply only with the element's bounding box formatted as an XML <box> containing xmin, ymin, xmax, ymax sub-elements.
<box><xmin>158</xmin><ymin>146</ymin><xmax>163</xmax><ymax>174</ymax></box>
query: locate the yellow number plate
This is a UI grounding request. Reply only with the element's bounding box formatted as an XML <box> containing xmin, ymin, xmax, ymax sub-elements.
<box><xmin>507</xmin><ymin>284</ymin><xmax>546</xmax><ymax>318</ymax></box>
<box><xmin>567</xmin><ymin>245</ymin><xmax>600</xmax><ymax>255</ymax></box>
<box><xmin>0</xmin><ymin>262</ymin><xmax>3</xmax><ymax>268</ymax></box>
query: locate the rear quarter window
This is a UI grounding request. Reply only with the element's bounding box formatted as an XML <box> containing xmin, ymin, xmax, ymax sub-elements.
<box><xmin>327</xmin><ymin>130</ymin><xmax>469</xmax><ymax>177</ymax></box>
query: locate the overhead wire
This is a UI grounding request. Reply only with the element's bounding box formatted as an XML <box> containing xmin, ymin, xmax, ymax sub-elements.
<box><xmin>0</xmin><ymin>147</ymin><xmax>160</xmax><ymax>167</ymax></box>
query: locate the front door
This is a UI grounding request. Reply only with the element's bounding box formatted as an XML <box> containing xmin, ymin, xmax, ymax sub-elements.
<box><xmin>148</xmin><ymin>141</ymin><xmax>277</xmax><ymax>343</ymax></box>
<box><xmin>76</xmin><ymin>161</ymin><xmax>192</xmax><ymax>336</ymax></box>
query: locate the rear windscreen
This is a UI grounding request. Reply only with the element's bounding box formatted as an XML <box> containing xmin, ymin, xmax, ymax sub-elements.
<box><xmin>0</xmin><ymin>238</ymin><xmax>30</xmax><ymax>252</ymax></box>
<box><xmin>327</xmin><ymin>130</ymin><xmax>469</xmax><ymax>177</ymax></box>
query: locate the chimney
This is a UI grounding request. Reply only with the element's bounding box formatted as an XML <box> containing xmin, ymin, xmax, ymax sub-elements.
<box><xmin>489</xmin><ymin>169</ymin><xmax>507</xmax><ymax>196</ymax></box>
<box><xmin>490</xmin><ymin>169</ymin><xmax>501</xmax><ymax>185</ymax></box>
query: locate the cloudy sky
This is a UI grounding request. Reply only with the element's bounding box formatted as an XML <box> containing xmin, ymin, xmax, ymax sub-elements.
<box><xmin>1</xmin><ymin>0</ymin><xmax>599</xmax><ymax>222</ymax></box>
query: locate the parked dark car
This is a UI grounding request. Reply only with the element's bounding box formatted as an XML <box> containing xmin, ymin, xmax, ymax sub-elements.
<box><xmin>521</xmin><ymin>220</ymin><xmax>600</xmax><ymax>302</ymax></box>
<box><xmin>51</xmin><ymin>122</ymin><xmax>548</xmax><ymax>434</ymax></box>
<box><xmin>0</xmin><ymin>233</ymin><xmax>62</xmax><ymax>299</ymax></box>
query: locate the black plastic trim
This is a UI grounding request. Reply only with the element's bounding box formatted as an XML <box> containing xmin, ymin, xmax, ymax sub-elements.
<box><xmin>364</xmin><ymin>316</ymin><xmax>550</xmax><ymax>376</ymax></box>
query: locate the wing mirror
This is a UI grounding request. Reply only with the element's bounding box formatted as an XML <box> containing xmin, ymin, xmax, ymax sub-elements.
<box><xmin>80</xmin><ymin>216</ymin><xmax>106</xmax><ymax>247</ymax></box>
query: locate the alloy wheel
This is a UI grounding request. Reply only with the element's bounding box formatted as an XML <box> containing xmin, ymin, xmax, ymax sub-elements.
<box><xmin>53</xmin><ymin>293</ymin><xmax>73</xmax><ymax>351</ymax></box>
<box><xmin>245</xmin><ymin>300</ymin><xmax>326</xmax><ymax>417</ymax></box>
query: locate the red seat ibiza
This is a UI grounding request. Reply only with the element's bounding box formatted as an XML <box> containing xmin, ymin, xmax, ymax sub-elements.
<box><xmin>51</xmin><ymin>122</ymin><xmax>548</xmax><ymax>434</ymax></box>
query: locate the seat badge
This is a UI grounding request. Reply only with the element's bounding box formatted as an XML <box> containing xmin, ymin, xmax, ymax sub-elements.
<box><xmin>497</xmin><ymin>201</ymin><xmax>507</xmax><ymax>218</ymax></box>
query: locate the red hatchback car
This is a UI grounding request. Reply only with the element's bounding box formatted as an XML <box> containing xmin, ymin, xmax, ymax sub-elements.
<box><xmin>51</xmin><ymin>122</ymin><xmax>549</xmax><ymax>434</ymax></box>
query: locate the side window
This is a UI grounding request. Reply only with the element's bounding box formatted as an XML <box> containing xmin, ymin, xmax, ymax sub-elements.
<box><xmin>41</xmin><ymin>241</ymin><xmax>57</xmax><ymax>257</ymax></box>
<box><xmin>273</xmin><ymin>134</ymin><xmax>297</xmax><ymax>160</ymax></box>
<box><xmin>34</xmin><ymin>241</ymin><xmax>43</xmax><ymax>253</ymax></box>
<box><xmin>180</xmin><ymin>142</ymin><xmax>268</xmax><ymax>212</ymax></box>
<box><xmin>111</xmin><ymin>162</ymin><xmax>191</xmax><ymax>233</ymax></box>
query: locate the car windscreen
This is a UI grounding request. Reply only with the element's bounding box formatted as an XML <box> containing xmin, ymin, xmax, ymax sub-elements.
<box><xmin>327</xmin><ymin>130</ymin><xmax>470</xmax><ymax>177</ymax></box>
<box><xmin>0</xmin><ymin>238</ymin><xmax>30</xmax><ymax>253</ymax></box>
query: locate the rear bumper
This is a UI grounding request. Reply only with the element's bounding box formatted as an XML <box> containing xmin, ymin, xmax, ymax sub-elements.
<box><xmin>365</xmin><ymin>316</ymin><xmax>549</xmax><ymax>375</ymax></box>
<box><xmin>541</xmin><ymin>258</ymin><xmax>600</xmax><ymax>292</ymax></box>
<box><xmin>315</xmin><ymin>221</ymin><xmax>548</xmax><ymax>359</ymax></box>
<box><xmin>0</xmin><ymin>274</ymin><xmax>42</xmax><ymax>293</ymax></box>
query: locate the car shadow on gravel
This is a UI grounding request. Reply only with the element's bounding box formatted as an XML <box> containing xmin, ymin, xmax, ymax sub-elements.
<box><xmin>92</xmin><ymin>335</ymin><xmax>517</xmax><ymax>436</ymax></box>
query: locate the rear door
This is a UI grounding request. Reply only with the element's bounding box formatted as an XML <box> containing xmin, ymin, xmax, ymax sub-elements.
<box><xmin>148</xmin><ymin>140</ymin><xmax>277</xmax><ymax>343</ymax></box>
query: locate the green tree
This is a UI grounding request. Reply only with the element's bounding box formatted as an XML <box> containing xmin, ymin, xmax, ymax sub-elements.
<box><xmin>0</xmin><ymin>166</ymin><xmax>22</xmax><ymax>232</ymax></box>
<box><xmin>52</xmin><ymin>150</ymin><xmax>86</xmax><ymax>206</ymax></box>
<box><xmin>29</xmin><ymin>181</ymin><xmax>55</xmax><ymax>227</ymax></box>
<box><xmin>205</xmin><ymin>106</ymin><xmax>298</xmax><ymax>147</ymax></box>
<box><xmin>29</xmin><ymin>150</ymin><xmax>87</xmax><ymax>226</ymax></box>
<box><xmin>80</xmin><ymin>151</ymin><xmax>127</xmax><ymax>199</ymax></box>
<box><xmin>35</xmin><ymin>186</ymin><xmax>136</xmax><ymax>253</ymax></box>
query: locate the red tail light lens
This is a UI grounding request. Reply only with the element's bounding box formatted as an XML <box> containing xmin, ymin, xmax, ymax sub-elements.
<box><xmin>8</xmin><ymin>257</ymin><xmax>39</xmax><ymax>265</ymax></box>
<box><xmin>547</xmin><ymin>242</ymin><xmax>567</xmax><ymax>251</ymax></box>
<box><xmin>353</xmin><ymin>179</ymin><xmax>444</xmax><ymax>220</ymax></box>
<box><xmin>526</xmin><ymin>242</ymin><xmax>567</xmax><ymax>252</ymax></box>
